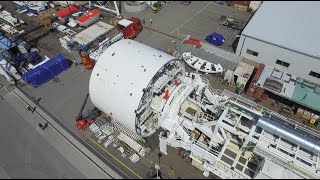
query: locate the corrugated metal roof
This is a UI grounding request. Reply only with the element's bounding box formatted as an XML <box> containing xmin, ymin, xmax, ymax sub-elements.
<box><xmin>242</xmin><ymin>1</ymin><xmax>320</xmax><ymax>59</ymax></box>
<box><xmin>72</xmin><ymin>21</ymin><xmax>114</xmax><ymax>45</ymax></box>
<box><xmin>75</xmin><ymin>9</ymin><xmax>101</xmax><ymax>23</ymax></box>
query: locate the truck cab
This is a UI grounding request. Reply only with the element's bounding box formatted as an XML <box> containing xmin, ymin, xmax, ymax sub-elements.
<box><xmin>116</xmin><ymin>17</ymin><xmax>143</xmax><ymax>39</ymax></box>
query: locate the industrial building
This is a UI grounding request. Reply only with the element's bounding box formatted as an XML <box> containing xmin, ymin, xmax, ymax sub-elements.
<box><xmin>236</xmin><ymin>1</ymin><xmax>320</xmax><ymax>112</ymax></box>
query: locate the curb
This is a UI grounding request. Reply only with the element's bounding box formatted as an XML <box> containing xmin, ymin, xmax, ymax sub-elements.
<box><xmin>12</xmin><ymin>87</ymin><xmax>123</xmax><ymax>179</ymax></box>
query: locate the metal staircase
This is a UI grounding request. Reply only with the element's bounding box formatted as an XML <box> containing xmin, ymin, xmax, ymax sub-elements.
<box><xmin>110</xmin><ymin>118</ymin><xmax>140</xmax><ymax>141</ymax></box>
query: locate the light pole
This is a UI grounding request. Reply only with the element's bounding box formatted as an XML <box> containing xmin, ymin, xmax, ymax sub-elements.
<box><xmin>153</xmin><ymin>153</ymin><xmax>162</xmax><ymax>179</ymax></box>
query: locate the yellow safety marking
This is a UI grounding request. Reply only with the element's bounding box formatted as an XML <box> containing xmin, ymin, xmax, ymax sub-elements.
<box><xmin>89</xmin><ymin>138</ymin><xmax>143</xmax><ymax>179</ymax></box>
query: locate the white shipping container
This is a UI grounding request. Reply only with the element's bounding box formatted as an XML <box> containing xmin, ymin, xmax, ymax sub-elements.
<box><xmin>72</xmin><ymin>21</ymin><xmax>115</xmax><ymax>45</ymax></box>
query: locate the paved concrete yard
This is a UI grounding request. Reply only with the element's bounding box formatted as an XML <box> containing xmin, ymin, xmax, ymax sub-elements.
<box><xmin>122</xmin><ymin>1</ymin><xmax>253</xmax><ymax>52</ymax></box>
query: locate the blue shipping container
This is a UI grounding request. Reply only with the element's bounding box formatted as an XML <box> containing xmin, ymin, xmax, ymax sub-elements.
<box><xmin>22</xmin><ymin>54</ymin><xmax>71</xmax><ymax>88</ymax></box>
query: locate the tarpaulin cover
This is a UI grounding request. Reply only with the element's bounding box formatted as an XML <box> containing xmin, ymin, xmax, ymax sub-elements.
<box><xmin>22</xmin><ymin>54</ymin><xmax>70</xmax><ymax>88</ymax></box>
<box><xmin>206</xmin><ymin>32</ymin><xmax>225</xmax><ymax>46</ymax></box>
<box><xmin>26</xmin><ymin>7</ymin><xmax>38</xmax><ymax>15</ymax></box>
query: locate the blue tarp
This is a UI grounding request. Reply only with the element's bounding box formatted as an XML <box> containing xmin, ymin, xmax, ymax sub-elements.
<box><xmin>26</xmin><ymin>7</ymin><xmax>38</xmax><ymax>15</ymax></box>
<box><xmin>206</xmin><ymin>32</ymin><xmax>225</xmax><ymax>46</ymax></box>
<box><xmin>12</xmin><ymin>52</ymin><xmax>42</xmax><ymax>66</ymax></box>
<box><xmin>22</xmin><ymin>54</ymin><xmax>71</xmax><ymax>88</ymax></box>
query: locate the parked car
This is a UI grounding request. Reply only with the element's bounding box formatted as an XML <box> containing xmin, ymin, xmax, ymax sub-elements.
<box><xmin>222</xmin><ymin>18</ymin><xmax>244</xmax><ymax>30</ymax></box>
<box><xmin>181</xmin><ymin>1</ymin><xmax>191</xmax><ymax>5</ymax></box>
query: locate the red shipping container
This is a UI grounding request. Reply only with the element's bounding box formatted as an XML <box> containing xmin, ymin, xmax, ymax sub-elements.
<box><xmin>253</xmin><ymin>87</ymin><xmax>265</xmax><ymax>99</ymax></box>
<box><xmin>76</xmin><ymin>9</ymin><xmax>101</xmax><ymax>27</ymax></box>
<box><xmin>252</xmin><ymin>64</ymin><xmax>265</xmax><ymax>85</ymax></box>
<box><xmin>56</xmin><ymin>4</ymin><xmax>81</xmax><ymax>18</ymax></box>
<box><xmin>246</xmin><ymin>64</ymin><xmax>265</xmax><ymax>96</ymax></box>
<box><xmin>247</xmin><ymin>83</ymin><xmax>256</xmax><ymax>97</ymax></box>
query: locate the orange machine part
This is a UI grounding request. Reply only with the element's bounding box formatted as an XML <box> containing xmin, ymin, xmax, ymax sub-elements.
<box><xmin>79</xmin><ymin>51</ymin><xmax>94</xmax><ymax>70</ymax></box>
<box><xmin>75</xmin><ymin>118</ymin><xmax>93</xmax><ymax>130</ymax></box>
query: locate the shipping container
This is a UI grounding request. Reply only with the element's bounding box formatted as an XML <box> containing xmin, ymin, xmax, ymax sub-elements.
<box><xmin>55</xmin><ymin>4</ymin><xmax>81</xmax><ymax>18</ymax></box>
<box><xmin>75</xmin><ymin>9</ymin><xmax>101</xmax><ymax>27</ymax></box>
<box><xmin>253</xmin><ymin>87</ymin><xmax>265</xmax><ymax>99</ymax></box>
<box><xmin>246</xmin><ymin>63</ymin><xmax>265</xmax><ymax>97</ymax></box>
<box><xmin>247</xmin><ymin>83</ymin><xmax>256</xmax><ymax>97</ymax></box>
<box><xmin>72</xmin><ymin>21</ymin><xmax>115</xmax><ymax>45</ymax></box>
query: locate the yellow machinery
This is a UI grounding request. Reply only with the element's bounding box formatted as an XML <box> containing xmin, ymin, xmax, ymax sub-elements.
<box><xmin>109</xmin><ymin>17</ymin><xmax>120</xmax><ymax>26</ymax></box>
<box><xmin>38</xmin><ymin>2</ymin><xmax>54</xmax><ymax>29</ymax></box>
<box><xmin>38</xmin><ymin>10</ymin><xmax>54</xmax><ymax>29</ymax></box>
<box><xmin>310</xmin><ymin>118</ymin><xmax>316</xmax><ymax>125</ymax></box>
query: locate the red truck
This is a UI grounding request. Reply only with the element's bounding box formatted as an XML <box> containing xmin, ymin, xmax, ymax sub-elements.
<box><xmin>116</xmin><ymin>17</ymin><xmax>143</xmax><ymax>39</ymax></box>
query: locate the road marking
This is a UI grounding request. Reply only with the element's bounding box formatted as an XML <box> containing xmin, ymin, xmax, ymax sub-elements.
<box><xmin>89</xmin><ymin>138</ymin><xmax>143</xmax><ymax>179</ymax></box>
<box><xmin>198</xmin><ymin>11</ymin><xmax>221</xmax><ymax>19</ymax></box>
<box><xmin>0</xmin><ymin>166</ymin><xmax>10</xmax><ymax>179</ymax></box>
<box><xmin>201</xmin><ymin>8</ymin><xmax>223</xmax><ymax>16</ymax></box>
<box><xmin>178</xmin><ymin>26</ymin><xmax>207</xmax><ymax>37</ymax></box>
<box><xmin>170</xmin><ymin>1</ymin><xmax>213</xmax><ymax>35</ymax></box>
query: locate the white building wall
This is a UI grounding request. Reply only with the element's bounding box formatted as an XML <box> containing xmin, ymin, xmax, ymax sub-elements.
<box><xmin>236</xmin><ymin>36</ymin><xmax>320</xmax><ymax>84</ymax></box>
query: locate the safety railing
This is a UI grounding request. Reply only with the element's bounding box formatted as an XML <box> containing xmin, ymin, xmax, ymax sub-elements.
<box><xmin>197</xmin><ymin>75</ymin><xmax>320</xmax><ymax>143</ymax></box>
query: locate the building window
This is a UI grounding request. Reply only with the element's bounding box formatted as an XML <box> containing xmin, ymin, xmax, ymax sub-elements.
<box><xmin>276</xmin><ymin>60</ymin><xmax>290</xmax><ymax>68</ymax></box>
<box><xmin>309</xmin><ymin>71</ymin><xmax>320</xmax><ymax>79</ymax></box>
<box><xmin>246</xmin><ymin>49</ymin><xmax>259</xmax><ymax>56</ymax></box>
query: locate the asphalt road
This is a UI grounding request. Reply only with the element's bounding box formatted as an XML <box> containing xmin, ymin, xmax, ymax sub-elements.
<box><xmin>0</xmin><ymin>98</ymin><xmax>85</xmax><ymax>179</ymax></box>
